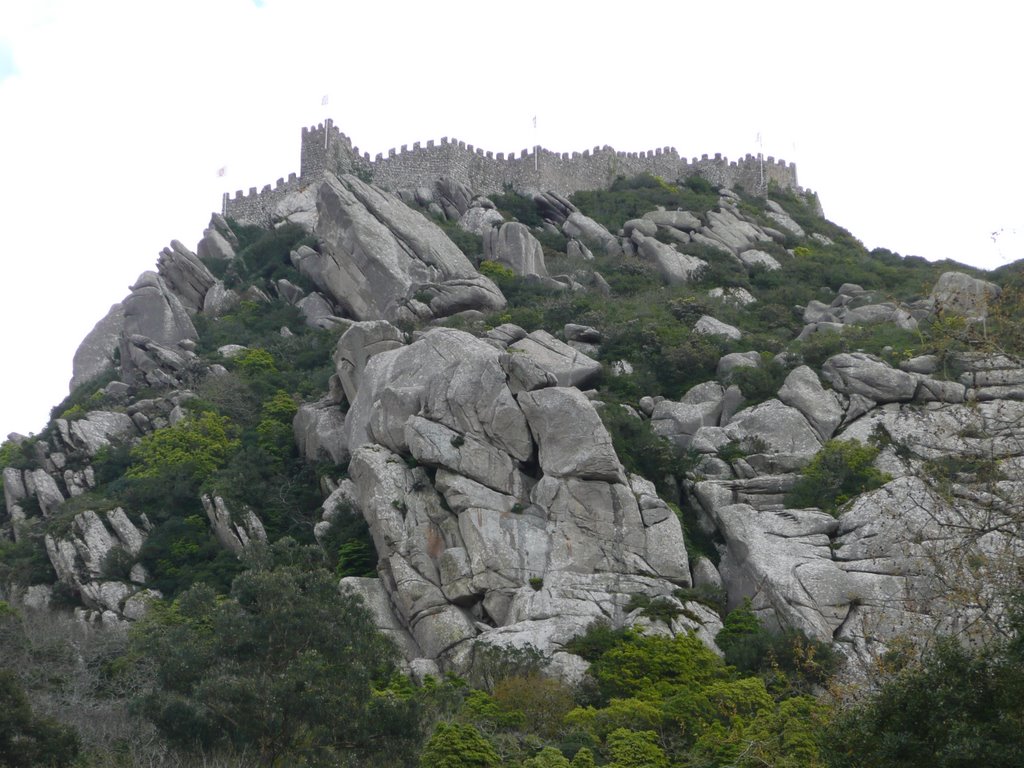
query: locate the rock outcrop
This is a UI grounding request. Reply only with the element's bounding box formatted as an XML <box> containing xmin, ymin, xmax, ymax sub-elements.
<box><xmin>292</xmin><ymin>173</ymin><xmax>506</xmax><ymax>323</ymax></box>
<box><xmin>322</xmin><ymin>327</ymin><xmax>713</xmax><ymax>677</ymax></box>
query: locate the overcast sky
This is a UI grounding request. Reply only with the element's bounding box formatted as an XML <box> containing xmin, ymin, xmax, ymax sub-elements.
<box><xmin>1</xmin><ymin>0</ymin><xmax>1021</xmax><ymax>438</ymax></box>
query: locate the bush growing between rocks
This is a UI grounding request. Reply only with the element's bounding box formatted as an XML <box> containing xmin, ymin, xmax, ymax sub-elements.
<box><xmin>786</xmin><ymin>439</ymin><xmax>890</xmax><ymax>515</ymax></box>
<box><xmin>716</xmin><ymin>600</ymin><xmax>840</xmax><ymax>695</ymax></box>
<box><xmin>570</xmin><ymin>174</ymin><xmax>718</xmax><ymax>232</ymax></box>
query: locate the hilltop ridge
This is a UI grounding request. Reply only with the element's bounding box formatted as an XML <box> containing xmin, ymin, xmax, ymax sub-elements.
<box><xmin>223</xmin><ymin>119</ymin><xmax>810</xmax><ymax>227</ymax></box>
<box><xmin>1</xmin><ymin>121</ymin><xmax>1022</xmax><ymax>766</ymax></box>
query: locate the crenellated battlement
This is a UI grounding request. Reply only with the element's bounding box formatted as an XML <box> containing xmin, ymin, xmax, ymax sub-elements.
<box><xmin>224</xmin><ymin>120</ymin><xmax>805</xmax><ymax>226</ymax></box>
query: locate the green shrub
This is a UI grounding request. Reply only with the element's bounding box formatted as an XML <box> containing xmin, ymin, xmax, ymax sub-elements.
<box><xmin>826</xmin><ymin>634</ymin><xmax>1024</xmax><ymax>768</ymax></box>
<box><xmin>598</xmin><ymin>404</ymin><xmax>695</xmax><ymax>495</ymax></box>
<box><xmin>716</xmin><ymin>600</ymin><xmax>839</xmax><ymax>693</ymax></box>
<box><xmin>0</xmin><ymin>669</ymin><xmax>79</xmax><ymax>767</ymax></box>
<box><xmin>626</xmin><ymin>594</ymin><xmax>683</xmax><ymax>625</ymax></box>
<box><xmin>220</xmin><ymin>222</ymin><xmax>315</xmax><ymax>290</ymax></box>
<box><xmin>564</xmin><ymin>620</ymin><xmax>632</xmax><ymax>663</ymax></box>
<box><xmin>726</xmin><ymin>357</ymin><xmax>788</xmax><ymax>404</ymax></box>
<box><xmin>128</xmin><ymin>412</ymin><xmax>239</xmax><ymax>486</ymax></box>
<box><xmin>0</xmin><ymin>520</ymin><xmax>55</xmax><ymax>586</ymax></box>
<box><xmin>491</xmin><ymin>189</ymin><xmax>545</xmax><ymax>228</ymax></box>
<box><xmin>786</xmin><ymin>439</ymin><xmax>891</xmax><ymax>515</ymax></box>
<box><xmin>570</xmin><ymin>174</ymin><xmax>717</xmax><ymax>232</ymax></box>
<box><xmin>132</xmin><ymin>550</ymin><xmax>420</xmax><ymax>765</ymax></box>
<box><xmin>232</xmin><ymin>347</ymin><xmax>277</xmax><ymax>376</ymax></box>
<box><xmin>137</xmin><ymin>515</ymin><xmax>245</xmax><ymax>597</ymax></box>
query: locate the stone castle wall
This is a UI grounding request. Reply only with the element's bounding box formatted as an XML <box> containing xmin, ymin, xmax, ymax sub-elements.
<box><xmin>224</xmin><ymin>121</ymin><xmax>802</xmax><ymax>225</ymax></box>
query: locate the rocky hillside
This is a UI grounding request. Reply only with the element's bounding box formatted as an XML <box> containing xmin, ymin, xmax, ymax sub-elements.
<box><xmin>2</xmin><ymin>154</ymin><xmax>1023</xmax><ymax>765</ymax></box>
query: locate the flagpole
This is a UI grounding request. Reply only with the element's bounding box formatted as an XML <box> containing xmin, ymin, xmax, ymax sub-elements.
<box><xmin>322</xmin><ymin>94</ymin><xmax>330</xmax><ymax>150</ymax></box>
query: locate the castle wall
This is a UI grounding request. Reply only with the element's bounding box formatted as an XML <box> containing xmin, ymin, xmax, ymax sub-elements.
<box><xmin>225</xmin><ymin>121</ymin><xmax>802</xmax><ymax>226</ymax></box>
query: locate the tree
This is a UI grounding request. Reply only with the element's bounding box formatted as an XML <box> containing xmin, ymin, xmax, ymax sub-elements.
<box><xmin>826</xmin><ymin>633</ymin><xmax>1024</xmax><ymax>768</ymax></box>
<box><xmin>419</xmin><ymin>722</ymin><xmax>500</xmax><ymax>768</ymax></box>
<box><xmin>522</xmin><ymin>746</ymin><xmax>571</xmax><ymax>768</ymax></box>
<box><xmin>0</xmin><ymin>669</ymin><xmax>79</xmax><ymax>767</ymax></box>
<box><xmin>131</xmin><ymin>541</ymin><xmax>420</xmax><ymax>767</ymax></box>
<box><xmin>605</xmin><ymin>728</ymin><xmax>668</xmax><ymax>768</ymax></box>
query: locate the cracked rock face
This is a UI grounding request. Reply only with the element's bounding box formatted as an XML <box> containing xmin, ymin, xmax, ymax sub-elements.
<box><xmin>293</xmin><ymin>173</ymin><xmax>506</xmax><ymax>323</ymax></box>
<box><xmin>332</xmin><ymin>327</ymin><xmax>711</xmax><ymax>677</ymax></box>
<box><xmin>690</xmin><ymin>350</ymin><xmax>1024</xmax><ymax>678</ymax></box>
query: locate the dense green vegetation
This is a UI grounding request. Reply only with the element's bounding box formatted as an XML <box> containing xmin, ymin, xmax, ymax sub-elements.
<box><xmin>570</xmin><ymin>174</ymin><xmax>720</xmax><ymax>232</ymax></box>
<box><xmin>132</xmin><ymin>541</ymin><xmax>421</xmax><ymax>766</ymax></box>
<box><xmin>826</xmin><ymin>597</ymin><xmax>1024</xmax><ymax>768</ymax></box>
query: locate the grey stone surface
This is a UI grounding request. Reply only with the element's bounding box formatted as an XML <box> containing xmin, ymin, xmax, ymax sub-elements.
<box><xmin>724</xmin><ymin>399</ymin><xmax>822</xmax><ymax>456</ymax></box>
<box><xmin>406</xmin><ymin>416</ymin><xmax>523</xmax><ymax>496</ymax></box>
<box><xmin>518</xmin><ymin>388</ymin><xmax>624</xmax><ymax>483</ymax></box>
<box><xmin>121</xmin><ymin>271</ymin><xmax>198</xmax><ymax>351</ymax></box>
<box><xmin>70</xmin><ymin>303</ymin><xmax>125</xmax><ymax>392</ymax></box>
<box><xmin>716</xmin><ymin>503</ymin><xmax>848</xmax><ymax>639</ymax></box>
<box><xmin>333</xmin><ymin>320</ymin><xmax>406</xmax><ymax>403</ymax></box>
<box><xmin>293</xmin><ymin>396</ymin><xmax>348</xmax><ymax>464</ymax></box>
<box><xmin>777</xmin><ymin>366</ymin><xmax>844</xmax><ymax>442</ymax></box>
<box><xmin>458</xmin><ymin>205</ymin><xmax>505</xmax><ymax>235</ymax></box>
<box><xmin>566</xmin><ymin>238</ymin><xmax>594</xmax><ymax>262</ymax></box>
<box><xmin>634</xmin><ymin>233</ymin><xmax>707</xmax><ymax>284</ymax></box>
<box><xmin>508</xmin><ymin>330</ymin><xmax>602</xmax><ymax>389</ymax></box>
<box><xmin>717</xmin><ymin>351</ymin><xmax>761</xmax><ymax>378</ymax></box>
<box><xmin>822</xmin><ymin>353</ymin><xmax>919</xmax><ymax>402</ymax></box>
<box><xmin>157</xmin><ymin>240</ymin><xmax>216</xmax><ymax>313</ymax></box>
<box><xmin>930</xmin><ymin>271</ymin><xmax>1001</xmax><ymax>320</ymax></box>
<box><xmin>562</xmin><ymin>212</ymin><xmax>622</xmax><ymax>256</ymax></box>
<box><xmin>694</xmin><ymin>315</ymin><xmax>741</xmax><ymax>341</ymax></box>
<box><xmin>197</xmin><ymin>226</ymin><xmax>236</xmax><ymax>262</ymax></box>
<box><xmin>483</xmin><ymin>222</ymin><xmax>548</xmax><ymax>277</ymax></box>
<box><xmin>202</xmin><ymin>281</ymin><xmax>240</xmax><ymax>317</ymax></box>
<box><xmin>708</xmin><ymin>286</ymin><xmax>756</xmax><ymax>306</ymax></box>
<box><xmin>300</xmin><ymin>173</ymin><xmax>505</xmax><ymax>322</ymax></box>
<box><xmin>642</xmin><ymin>210</ymin><xmax>702</xmax><ymax>231</ymax></box>
<box><xmin>705</xmin><ymin>209</ymin><xmax>771</xmax><ymax>251</ymax></box>
<box><xmin>59</xmin><ymin>411</ymin><xmax>136</xmax><ymax>457</ymax></box>
<box><xmin>272</xmin><ymin>184</ymin><xmax>319</xmax><ymax>230</ymax></box>
<box><xmin>202</xmin><ymin>495</ymin><xmax>268</xmax><ymax>557</ymax></box>
<box><xmin>738</xmin><ymin>248</ymin><xmax>781</xmax><ymax>270</ymax></box>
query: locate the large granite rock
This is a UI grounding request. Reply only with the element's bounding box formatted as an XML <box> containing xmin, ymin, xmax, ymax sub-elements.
<box><xmin>518</xmin><ymin>388</ymin><xmax>623</xmax><ymax>483</ymax></box>
<box><xmin>338</xmin><ymin>329</ymin><xmax>711</xmax><ymax>678</ymax></box>
<box><xmin>562</xmin><ymin>212</ymin><xmax>622</xmax><ymax>256</ymax></box>
<box><xmin>822</xmin><ymin>353</ymin><xmax>919</xmax><ymax>403</ymax></box>
<box><xmin>295</xmin><ymin>173</ymin><xmax>505</xmax><ymax>322</ymax></box>
<box><xmin>633</xmin><ymin>234</ymin><xmax>707</xmax><ymax>284</ymax></box>
<box><xmin>777</xmin><ymin>366</ymin><xmax>843</xmax><ymax>442</ymax></box>
<box><xmin>507</xmin><ymin>330</ymin><xmax>602</xmax><ymax>389</ymax></box>
<box><xmin>333</xmin><ymin>321</ymin><xmax>406</xmax><ymax>403</ymax></box>
<box><xmin>929</xmin><ymin>271</ymin><xmax>1001</xmax><ymax>320</ymax></box>
<box><xmin>157</xmin><ymin>240</ymin><xmax>216</xmax><ymax>313</ymax></box>
<box><xmin>70</xmin><ymin>302</ymin><xmax>125</xmax><ymax>391</ymax></box>
<box><xmin>293</xmin><ymin>397</ymin><xmax>348</xmax><ymax>464</ymax></box>
<box><xmin>484</xmin><ymin>222</ymin><xmax>548</xmax><ymax>277</ymax></box>
<box><xmin>120</xmin><ymin>272</ymin><xmax>198</xmax><ymax>351</ymax></box>
<box><xmin>716</xmin><ymin>503</ymin><xmax>849</xmax><ymax>639</ymax></box>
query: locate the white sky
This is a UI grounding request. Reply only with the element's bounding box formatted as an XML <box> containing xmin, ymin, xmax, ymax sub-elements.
<box><xmin>1</xmin><ymin>0</ymin><xmax>1021</xmax><ymax>437</ymax></box>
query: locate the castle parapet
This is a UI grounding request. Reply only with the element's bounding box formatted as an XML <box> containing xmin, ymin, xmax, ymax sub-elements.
<box><xmin>224</xmin><ymin>120</ymin><xmax>804</xmax><ymax>226</ymax></box>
